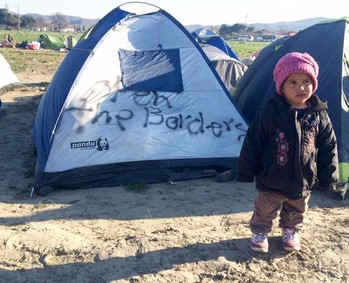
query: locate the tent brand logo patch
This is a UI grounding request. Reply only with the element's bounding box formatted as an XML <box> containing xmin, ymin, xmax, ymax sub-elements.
<box><xmin>70</xmin><ymin>137</ymin><xmax>109</xmax><ymax>151</ymax></box>
<box><xmin>96</xmin><ymin>137</ymin><xmax>109</xmax><ymax>151</ymax></box>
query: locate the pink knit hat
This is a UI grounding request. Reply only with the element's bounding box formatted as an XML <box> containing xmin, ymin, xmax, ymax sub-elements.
<box><xmin>273</xmin><ymin>52</ymin><xmax>319</xmax><ymax>95</ymax></box>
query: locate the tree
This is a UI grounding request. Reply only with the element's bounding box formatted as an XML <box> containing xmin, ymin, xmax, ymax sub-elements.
<box><xmin>35</xmin><ymin>15</ymin><xmax>46</xmax><ymax>29</ymax></box>
<box><xmin>0</xmin><ymin>8</ymin><xmax>18</xmax><ymax>29</ymax></box>
<box><xmin>20</xmin><ymin>15</ymin><xmax>36</xmax><ymax>29</ymax></box>
<box><xmin>219</xmin><ymin>24</ymin><xmax>233</xmax><ymax>39</ymax></box>
<box><xmin>218</xmin><ymin>23</ymin><xmax>249</xmax><ymax>39</ymax></box>
<box><xmin>246</xmin><ymin>26</ymin><xmax>255</xmax><ymax>34</ymax></box>
<box><xmin>232</xmin><ymin>23</ymin><xmax>247</xmax><ymax>34</ymax></box>
<box><xmin>0</xmin><ymin>9</ymin><xmax>8</xmax><ymax>27</ymax></box>
<box><xmin>50</xmin><ymin>12</ymin><xmax>69</xmax><ymax>32</ymax></box>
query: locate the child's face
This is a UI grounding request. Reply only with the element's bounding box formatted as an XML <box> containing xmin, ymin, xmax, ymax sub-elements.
<box><xmin>281</xmin><ymin>73</ymin><xmax>313</xmax><ymax>108</ymax></box>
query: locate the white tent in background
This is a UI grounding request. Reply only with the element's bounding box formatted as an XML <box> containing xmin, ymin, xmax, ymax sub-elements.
<box><xmin>0</xmin><ymin>53</ymin><xmax>21</xmax><ymax>95</ymax></box>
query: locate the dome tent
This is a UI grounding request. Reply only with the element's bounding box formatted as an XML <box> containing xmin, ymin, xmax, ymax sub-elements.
<box><xmin>32</xmin><ymin>2</ymin><xmax>248</xmax><ymax>195</ymax></box>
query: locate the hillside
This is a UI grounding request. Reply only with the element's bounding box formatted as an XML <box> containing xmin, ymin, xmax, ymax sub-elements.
<box><xmin>25</xmin><ymin>13</ymin><xmax>99</xmax><ymax>30</ymax></box>
<box><xmin>249</xmin><ymin>17</ymin><xmax>331</xmax><ymax>32</ymax></box>
<box><xmin>25</xmin><ymin>13</ymin><xmax>333</xmax><ymax>33</ymax></box>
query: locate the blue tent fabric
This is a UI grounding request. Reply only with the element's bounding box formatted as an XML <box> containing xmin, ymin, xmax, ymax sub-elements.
<box><xmin>119</xmin><ymin>49</ymin><xmax>183</xmax><ymax>92</ymax></box>
<box><xmin>233</xmin><ymin>18</ymin><xmax>349</xmax><ymax>182</ymax></box>
<box><xmin>32</xmin><ymin>2</ymin><xmax>248</xmax><ymax>193</ymax></box>
<box><xmin>33</xmin><ymin>7</ymin><xmax>130</xmax><ymax>173</ymax></box>
<box><xmin>191</xmin><ymin>28</ymin><xmax>240</xmax><ymax>61</ymax></box>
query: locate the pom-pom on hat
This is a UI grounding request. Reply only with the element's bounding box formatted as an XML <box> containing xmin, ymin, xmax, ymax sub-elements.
<box><xmin>273</xmin><ymin>52</ymin><xmax>319</xmax><ymax>95</ymax></box>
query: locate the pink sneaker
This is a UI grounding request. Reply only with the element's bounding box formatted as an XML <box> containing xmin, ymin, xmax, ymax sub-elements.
<box><xmin>282</xmin><ymin>228</ymin><xmax>301</xmax><ymax>252</ymax></box>
<box><xmin>250</xmin><ymin>233</ymin><xmax>268</xmax><ymax>253</ymax></box>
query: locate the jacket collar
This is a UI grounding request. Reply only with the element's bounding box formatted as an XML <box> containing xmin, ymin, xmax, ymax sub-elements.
<box><xmin>270</xmin><ymin>92</ymin><xmax>328</xmax><ymax>112</ymax></box>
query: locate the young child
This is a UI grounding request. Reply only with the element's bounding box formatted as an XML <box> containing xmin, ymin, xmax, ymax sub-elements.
<box><xmin>237</xmin><ymin>52</ymin><xmax>339</xmax><ymax>253</ymax></box>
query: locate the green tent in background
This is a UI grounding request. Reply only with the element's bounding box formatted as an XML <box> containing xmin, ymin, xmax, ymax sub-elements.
<box><xmin>77</xmin><ymin>25</ymin><xmax>95</xmax><ymax>43</ymax></box>
<box><xmin>39</xmin><ymin>34</ymin><xmax>65</xmax><ymax>50</ymax></box>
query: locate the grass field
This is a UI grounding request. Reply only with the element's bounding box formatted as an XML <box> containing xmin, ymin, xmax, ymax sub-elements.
<box><xmin>1</xmin><ymin>29</ymin><xmax>77</xmax><ymax>46</ymax></box>
<box><xmin>1</xmin><ymin>30</ymin><xmax>271</xmax><ymax>72</ymax></box>
<box><xmin>0</xmin><ymin>47</ymin><xmax>66</xmax><ymax>73</ymax></box>
<box><xmin>229</xmin><ymin>40</ymin><xmax>270</xmax><ymax>59</ymax></box>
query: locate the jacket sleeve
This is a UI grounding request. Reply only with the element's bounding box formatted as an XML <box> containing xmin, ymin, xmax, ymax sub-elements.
<box><xmin>316</xmin><ymin>110</ymin><xmax>339</xmax><ymax>187</ymax></box>
<box><xmin>237</xmin><ymin>111</ymin><xmax>268</xmax><ymax>182</ymax></box>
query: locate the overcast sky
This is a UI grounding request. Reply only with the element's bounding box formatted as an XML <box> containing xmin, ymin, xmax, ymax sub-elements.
<box><xmin>3</xmin><ymin>0</ymin><xmax>347</xmax><ymax>26</ymax></box>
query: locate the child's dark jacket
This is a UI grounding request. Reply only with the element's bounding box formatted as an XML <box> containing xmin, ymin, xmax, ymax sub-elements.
<box><xmin>237</xmin><ymin>93</ymin><xmax>339</xmax><ymax>199</ymax></box>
